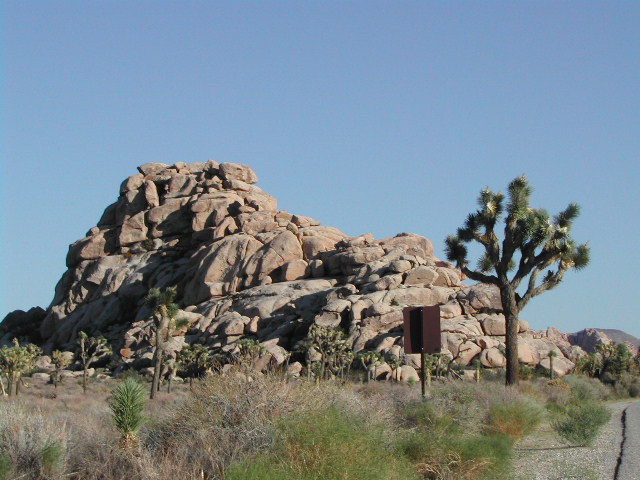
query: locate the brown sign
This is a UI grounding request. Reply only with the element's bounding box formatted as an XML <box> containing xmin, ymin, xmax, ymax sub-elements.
<box><xmin>403</xmin><ymin>306</ymin><xmax>441</xmax><ymax>354</ymax></box>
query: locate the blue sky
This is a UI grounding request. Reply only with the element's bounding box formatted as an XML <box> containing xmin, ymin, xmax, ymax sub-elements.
<box><xmin>2</xmin><ymin>1</ymin><xmax>639</xmax><ymax>337</ymax></box>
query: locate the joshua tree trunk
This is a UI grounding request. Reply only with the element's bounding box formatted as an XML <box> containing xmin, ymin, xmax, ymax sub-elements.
<box><xmin>82</xmin><ymin>367</ymin><xmax>89</xmax><ymax>393</ymax></box>
<box><xmin>150</xmin><ymin>315</ymin><xmax>168</xmax><ymax>400</ymax></box>
<box><xmin>500</xmin><ymin>284</ymin><xmax>520</xmax><ymax>386</ymax></box>
<box><xmin>7</xmin><ymin>375</ymin><xmax>14</xmax><ymax>396</ymax></box>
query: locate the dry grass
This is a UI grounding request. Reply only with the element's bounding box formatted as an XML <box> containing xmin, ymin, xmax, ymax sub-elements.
<box><xmin>0</xmin><ymin>371</ymin><xmax>570</xmax><ymax>480</ymax></box>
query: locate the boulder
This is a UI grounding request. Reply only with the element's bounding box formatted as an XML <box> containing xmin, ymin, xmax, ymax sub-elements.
<box><xmin>480</xmin><ymin>348</ymin><xmax>506</xmax><ymax>368</ymax></box>
<box><xmin>218</xmin><ymin>163</ymin><xmax>258</xmax><ymax>184</ymax></box>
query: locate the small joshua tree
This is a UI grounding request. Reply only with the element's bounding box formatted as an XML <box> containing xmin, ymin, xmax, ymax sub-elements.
<box><xmin>50</xmin><ymin>350</ymin><xmax>71</xmax><ymax>398</ymax></box>
<box><xmin>78</xmin><ymin>331</ymin><xmax>112</xmax><ymax>394</ymax></box>
<box><xmin>386</xmin><ymin>354</ymin><xmax>402</xmax><ymax>382</ymax></box>
<box><xmin>235</xmin><ymin>338</ymin><xmax>268</xmax><ymax>369</ymax></box>
<box><xmin>357</xmin><ymin>350</ymin><xmax>382</xmax><ymax>383</ymax></box>
<box><xmin>548</xmin><ymin>350</ymin><xmax>558</xmax><ymax>380</ymax></box>
<box><xmin>178</xmin><ymin>343</ymin><xmax>216</xmax><ymax>390</ymax></box>
<box><xmin>0</xmin><ymin>339</ymin><xmax>41</xmax><ymax>396</ymax></box>
<box><xmin>445</xmin><ymin>175</ymin><xmax>589</xmax><ymax>385</ymax></box>
<box><xmin>473</xmin><ymin>359</ymin><xmax>483</xmax><ymax>383</ymax></box>
<box><xmin>305</xmin><ymin>325</ymin><xmax>353</xmax><ymax>381</ymax></box>
<box><xmin>109</xmin><ymin>378</ymin><xmax>147</xmax><ymax>451</ymax></box>
<box><xmin>146</xmin><ymin>287</ymin><xmax>188</xmax><ymax>399</ymax></box>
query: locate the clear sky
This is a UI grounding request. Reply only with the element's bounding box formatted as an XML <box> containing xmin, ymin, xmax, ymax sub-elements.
<box><xmin>2</xmin><ymin>1</ymin><xmax>639</xmax><ymax>337</ymax></box>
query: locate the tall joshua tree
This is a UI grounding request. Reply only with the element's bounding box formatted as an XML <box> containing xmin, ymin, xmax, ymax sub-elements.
<box><xmin>146</xmin><ymin>287</ymin><xmax>187</xmax><ymax>399</ymax></box>
<box><xmin>445</xmin><ymin>176</ymin><xmax>589</xmax><ymax>385</ymax></box>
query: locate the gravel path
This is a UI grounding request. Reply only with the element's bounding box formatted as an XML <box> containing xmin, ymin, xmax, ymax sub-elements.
<box><xmin>512</xmin><ymin>400</ymin><xmax>637</xmax><ymax>480</ymax></box>
<box><xmin>616</xmin><ymin>400</ymin><xmax>640</xmax><ymax>480</ymax></box>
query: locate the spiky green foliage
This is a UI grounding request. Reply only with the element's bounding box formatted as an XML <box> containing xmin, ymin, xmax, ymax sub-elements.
<box><xmin>109</xmin><ymin>378</ymin><xmax>147</xmax><ymax>449</ymax></box>
<box><xmin>0</xmin><ymin>339</ymin><xmax>41</xmax><ymax>396</ymax></box>
<box><xmin>78</xmin><ymin>331</ymin><xmax>112</xmax><ymax>393</ymax></box>
<box><xmin>445</xmin><ymin>176</ymin><xmax>589</xmax><ymax>385</ymax></box>
<box><xmin>178</xmin><ymin>343</ymin><xmax>216</xmax><ymax>388</ymax></box>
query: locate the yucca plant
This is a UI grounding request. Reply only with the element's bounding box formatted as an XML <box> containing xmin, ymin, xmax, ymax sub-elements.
<box><xmin>109</xmin><ymin>378</ymin><xmax>147</xmax><ymax>451</ymax></box>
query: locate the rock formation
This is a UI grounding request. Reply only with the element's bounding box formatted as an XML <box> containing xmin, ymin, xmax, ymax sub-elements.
<box><xmin>1</xmin><ymin>160</ymin><xmax>584</xmax><ymax>377</ymax></box>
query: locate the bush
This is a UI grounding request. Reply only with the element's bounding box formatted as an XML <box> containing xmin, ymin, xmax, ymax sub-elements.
<box><xmin>398</xmin><ymin>429</ymin><xmax>512</xmax><ymax>480</ymax></box>
<box><xmin>552</xmin><ymin>402</ymin><xmax>611</xmax><ymax>446</ymax></box>
<box><xmin>564</xmin><ymin>375</ymin><xmax>610</xmax><ymax>402</ymax></box>
<box><xmin>226</xmin><ymin>406</ymin><xmax>417</xmax><ymax>480</ymax></box>
<box><xmin>0</xmin><ymin>402</ymin><xmax>68</xmax><ymax>479</ymax></box>
<box><xmin>484</xmin><ymin>399</ymin><xmax>543</xmax><ymax>440</ymax></box>
<box><xmin>613</xmin><ymin>374</ymin><xmax>640</xmax><ymax>398</ymax></box>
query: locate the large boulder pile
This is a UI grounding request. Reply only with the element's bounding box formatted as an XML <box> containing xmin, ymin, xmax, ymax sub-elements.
<box><xmin>1</xmin><ymin>161</ymin><xmax>582</xmax><ymax>376</ymax></box>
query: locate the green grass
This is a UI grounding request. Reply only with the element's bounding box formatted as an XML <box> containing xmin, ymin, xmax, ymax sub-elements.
<box><xmin>226</xmin><ymin>406</ymin><xmax>418</xmax><ymax>480</ymax></box>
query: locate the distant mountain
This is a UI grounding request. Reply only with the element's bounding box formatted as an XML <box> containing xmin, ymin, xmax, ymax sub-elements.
<box><xmin>595</xmin><ymin>329</ymin><xmax>640</xmax><ymax>349</ymax></box>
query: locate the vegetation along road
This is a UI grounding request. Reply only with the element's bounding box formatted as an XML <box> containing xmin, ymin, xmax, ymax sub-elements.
<box><xmin>514</xmin><ymin>399</ymin><xmax>640</xmax><ymax>480</ymax></box>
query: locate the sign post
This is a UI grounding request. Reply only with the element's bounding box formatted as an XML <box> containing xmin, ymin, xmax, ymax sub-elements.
<box><xmin>403</xmin><ymin>306</ymin><xmax>441</xmax><ymax>400</ymax></box>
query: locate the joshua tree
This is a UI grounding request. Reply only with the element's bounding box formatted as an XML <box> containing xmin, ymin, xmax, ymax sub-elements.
<box><xmin>386</xmin><ymin>354</ymin><xmax>402</xmax><ymax>382</ymax></box>
<box><xmin>50</xmin><ymin>350</ymin><xmax>71</xmax><ymax>398</ymax></box>
<box><xmin>574</xmin><ymin>352</ymin><xmax>602</xmax><ymax>378</ymax></box>
<box><xmin>548</xmin><ymin>350</ymin><xmax>558</xmax><ymax>380</ymax></box>
<box><xmin>78</xmin><ymin>331</ymin><xmax>112</xmax><ymax>393</ymax></box>
<box><xmin>445</xmin><ymin>176</ymin><xmax>589</xmax><ymax>385</ymax></box>
<box><xmin>146</xmin><ymin>287</ymin><xmax>188</xmax><ymax>399</ymax></box>
<box><xmin>178</xmin><ymin>343</ymin><xmax>216</xmax><ymax>390</ymax></box>
<box><xmin>304</xmin><ymin>325</ymin><xmax>353</xmax><ymax>381</ymax></box>
<box><xmin>356</xmin><ymin>350</ymin><xmax>382</xmax><ymax>383</ymax></box>
<box><xmin>235</xmin><ymin>338</ymin><xmax>268</xmax><ymax>369</ymax></box>
<box><xmin>109</xmin><ymin>378</ymin><xmax>147</xmax><ymax>451</ymax></box>
<box><xmin>0</xmin><ymin>339</ymin><xmax>41</xmax><ymax>396</ymax></box>
<box><xmin>473</xmin><ymin>359</ymin><xmax>483</xmax><ymax>383</ymax></box>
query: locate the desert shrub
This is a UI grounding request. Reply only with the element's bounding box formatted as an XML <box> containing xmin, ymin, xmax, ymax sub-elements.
<box><xmin>398</xmin><ymin>429</ymin><xmax>512</xmax><ymax>480</ymax></box>
<box><xmin>147</xmin><ymin>373</ymin><xmax>329</xmax><ymax>478</ymax></box>
<box><xmin>114</xmin><ymin>368</ymin><xmax>147</xmax><ymax>383</ymax></box>
<box><xmin>540</xmin><ymin>378</ymin><xmax>571</xmax><ymax>406</ymax></box>
<box><xmin>484</xmin><ymin>398</ymin><xmax>543</xmax><ymax>440</ymax></box>
<box><xmin>398</xmin><ymin>391</ymin><xmax>514</xmax><ymax>480</ymax></box>
<box><xmin>551</xmin><ymin>401</ymin><xmax>611</xmax><ymax>446</ymax></box>
<box><xmin>0</xmin><ymin>455</ymin><xmax>10</xmax><ymax>480</ymax></box>
<box><xmin>564</xmin><ymin>375</ymin><xmax>610</xmax><ymax>402</ymax></box>
<box><xmin>613</xmin><ymin>374</ymin><xmax>640</xmax><ymax>398</ymax></box>
<box><xmin>519</xmin><ymin>363</ymin><xmax>537</xmax><ymax>381</ymax></box>
<box><xmin>401</xmin><ymin>400</ymin><xmax>457</xmax><ymax>435</ymax></box>
<box><xmin>226</xmin><ymin>406</ymin><xmax>417</xmax><ymax>480</ymax></box>
<box><xmin>0</xmin><ymin>402</ymin><xmax>68</xmax><ymax>479</ymax></box>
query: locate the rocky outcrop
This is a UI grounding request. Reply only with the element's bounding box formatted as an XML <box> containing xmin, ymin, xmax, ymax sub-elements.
<box><xmin>568</xmin><ymin>328</ymin><xmax>612</xmax><ymax>354</ymax></box>
<box><xmin>1</xmin><ymin>160</ymin><xmax>579</xmax><ymax>376</ymax></box>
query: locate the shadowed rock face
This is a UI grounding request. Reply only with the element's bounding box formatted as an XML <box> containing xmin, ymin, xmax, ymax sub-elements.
<box><xmin>1</xmin><ymin>160</ymin><xmax>580</xmax><ymax>376</ymax></box>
